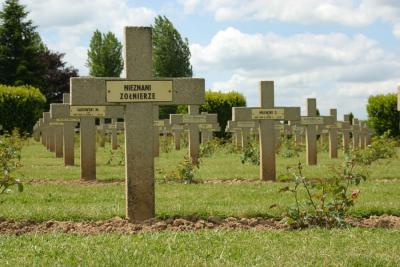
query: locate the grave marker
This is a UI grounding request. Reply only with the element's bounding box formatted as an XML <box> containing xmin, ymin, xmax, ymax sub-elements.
<box><xmin>233</xmin><ymin>81</ymin><xmax>300</xmax><ymax>181</ymax></box>
<box><xmin>352</xmin><ymin>118</ymin><xmax>360</xmax><ymax>149</ymax></box>
<box><xmin>70</xmin><ymin>27</ymin><xmax>205</xmax><ymax>221</ymax></box>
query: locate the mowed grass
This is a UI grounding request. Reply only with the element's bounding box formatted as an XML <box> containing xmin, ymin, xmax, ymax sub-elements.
<box><xmin>17</xmin><ymin>136</ymin><xmax>400</xmax><ymax>182</ymax></box>
<box><xmin>2</xmin><ymin>138</ymin><xmax>400</xmax><ymax>266</ymax></box>
<box><xmin>0</xmin><ymin>137</ymin><xmax>397</xmax><ymax>221</ymax></box>
<box><xmin>2</xmin><ymin>180</ymin><xmax>400</xmax><ymax>221</ymax></box>
<box><xmin>1</xmin><ymin>229</ymin><xmax>399</xmax><ymax>266</ymax></box>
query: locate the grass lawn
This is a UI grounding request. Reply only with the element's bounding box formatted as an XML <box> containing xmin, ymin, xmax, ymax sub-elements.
<box><xmin>1</xmin><ymin>138</ymin><xmax>399</xmax><ymax>266</ymax></box>
<box><xmin>1</xmin><ymin>229</ymin><xmax>399</xmax><ymax>266</ymax></box>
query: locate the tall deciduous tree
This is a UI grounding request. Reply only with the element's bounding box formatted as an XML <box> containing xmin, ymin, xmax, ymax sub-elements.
<box><xmin>39</xmin><ymin>48</ymin><xmax>79</xmax><ymax>105</ymax></box>
<box><xmin>86</xmin><ymin>30</ymin><xmax>123</xmax><ymax>77</ymax></box>
<box><xmin>0</xmin><ymin>0</ymin><xmax>44</xmax><ymax>88</ymax></box>
<box><xmin>152</xmin><ymin>15</ymin><xmax>193</xmax><ymax>118</ymax></box>
<box><xmin>367</xmin><ymin>93</ymin><xmax>399</xmax><ymax>137</ymax></box>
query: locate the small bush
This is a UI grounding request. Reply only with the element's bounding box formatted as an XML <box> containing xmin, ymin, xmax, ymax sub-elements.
<box><xmin>199</xmin><ymin>138</ymin><xmax>219</xmax><ymax>158</ymax></box>
<box><xmin>159</xmin><ymin>156</ymin><xmax>198</xmax><ymax>184</ymax></box>
<box><xmin>105</xmin><ymin>147</ymin><xmax>124</xmax><ymax>166</ymax></box>
<box><xmin>241</xmin><ymin>142</ymin><xmax>260</xmax><ymax>166</ymax></box>
<box><xmin>0</xmin><ymin>130</ymin><xmax>24</xmax><ymax>195</ymax></box>
<box><xmin>353</xmin><ymin>131</ymin><xmax>397</xmax><ymax>165</ymax></box>
<box><xmin>278</xmin><ymin>157</ymin><xmax>367</xmax><ymax>228</ymax></box>
<box><xmin>278</xmin><ymin>136</ymin><xmax>303</xmax><ymax>158</ymax></box>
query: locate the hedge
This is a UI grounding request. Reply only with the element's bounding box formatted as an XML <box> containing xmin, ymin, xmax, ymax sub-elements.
<box><xmin>0</xmin><ymin>84</ymin><xmax>46</xmax><ymax>133</ymax></box>
<box><xmin>200</xmin><ymin>90</ymin><xmax>246</xmax><ymax>137</ymax></box>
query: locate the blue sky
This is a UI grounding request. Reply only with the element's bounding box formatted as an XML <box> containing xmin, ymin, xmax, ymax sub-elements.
<box><xmin>5</xmin><ymin>0</ymin><xmax>400</xmax><ymax>119</ymax></box>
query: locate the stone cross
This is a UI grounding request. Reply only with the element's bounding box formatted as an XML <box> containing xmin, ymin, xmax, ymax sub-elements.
<box><xmin>300</xmin><ymin>99</ymin><xmax>333</xmax><ymax>165</ymax></box>
<box><xmin>42</xmin><ymin>112</ymin><xmax>55</xmax><ymax>153</ymax></box>
<box><xmin>50</xmin><ymin>99</ymin><xmax>80</xmax><ymax>166</ymax></box>
<box><xmin>227</xmin><ymin>120</ymin><xmax>258</xmax><ymax>148</ymax></box>
<box><xmin>339</xmin><ymin>114</ymin><xmax>351</xmax><ymax>152</ymax></box>
<box><xmin>170</xmin><ymin>109</ymin><xmax>217</xmax><ymax>164</ymax></box>
<box><xmin>352</xmin><ymin>118</ymin><xmax>360</xmax><ymax>149</ymax></box>
<box><xmin>70</xmin><ymin>27</ymin><xmax>204</xmax><ymax>221</ymax></box>
<box><xmin>167</xmin><ymin>122</ymin><xmax>185</xmax><ymax>150</ymax></box>
<box><xmin>72</xmin><ymin>105</ymin><xmax>123</xmax><ymax>180</ymax></box>
<box><xmin>233</xmin><ymin>81</ymin><xmax>300</xmax><ymax>181</ymax></box>
<box><xmin>326</xmin><ymin>109</ymin><xmax>338</xmax><ymax>159</ymax></box>
<box><xmin>359</xmin><ymin>121</ymin><xmax>369</xmax><ymax>149</ymax></box>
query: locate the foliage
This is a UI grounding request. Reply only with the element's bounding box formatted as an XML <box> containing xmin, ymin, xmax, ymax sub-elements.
<box><xmin>353</xmin><ymin>131</ymin><xmax>397</xmax><ymax>165</ymax></box>
<box><xmin>152</xmin><ymin>15</ymin><xmax>192</xmax><ymax>78</ymax></box>
<box><xmin>279</xmin><ymin>157</ymin><xmax>367</xmax><ymax>228</ymax></box>
<box><xmin>201</xmin><ymin>90</ymin><xmax>246</xmax><ymax>137</ymax></box>
<box><xmin>241</xmin><ymin>142</ymin><xmax>260</xmax><ymax>166</ymax></box>
<box><xmin>0</xmin><ymin>84</ymin><xmax>46</xmax><ymax>133</ymax></box>
<box><xmin>105</xmin><ymin>147</ymin><xmax>124</xmax><ymax>166</ymax></box>
<box><xmin>367</xmin><ymin>93</ymin><xmax>399</xmax><ymax>137</ymax></box>
<box><xmin>161</xmin><ymin>134</ymin><xmax>173</xmax><ymax>153</ymax></box>
<box><xmin>39</xmin><ymin>48</ymin><xmax>78</xmax><ymax>105</ymax></box>
<box><xmin>152</xmin><ymin>15</ymin><xmax>193</xmax><ymax>119</ymax></box>
<box><xmin>278</xmin><ymin>136</ymin><xmax>303</xmax><ymax>158</ymax></box>
<box><xmin>199</xmin><ymin>138</ymin><xmax>219</xmax><ymax>158</ymax></box>
<box><xmin>0</xmin><ymin>129</ymin><xmax>23</xmax><ymax>195</ymax></box>
<box><xmin>87</xmin><ymin>30</ymin><xmax>123</xmax><ymax>77</ymax></box>
<box><xmin>0</xmin><ymin>0</ymin><xmax>44</xmax><ymax>89</ymax></box>
<box><xmin>159</xmin><ymin>156</ymin><xmax>198</xmax><ymax>184</ymax></box>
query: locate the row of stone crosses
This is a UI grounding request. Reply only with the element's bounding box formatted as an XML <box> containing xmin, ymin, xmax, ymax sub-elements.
<box><xmin>31</xmin><ymin>27</ymin><xmax>373</xmax><ymax>222</ymax></box>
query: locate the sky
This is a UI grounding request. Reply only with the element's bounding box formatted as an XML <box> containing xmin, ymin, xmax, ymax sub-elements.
<box><xmin>5</xmin><ymin>0</ymin><xmax>400</xmax><ymax>119</ymax></box>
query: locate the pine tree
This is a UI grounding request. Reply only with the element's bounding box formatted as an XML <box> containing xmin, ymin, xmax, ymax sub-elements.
<box><xmin>0</xmin><ymin>0</ymin><xmax>44</xmax><ymax>87</ymax></box>
<box><xmin>86</xmin><ymin>30</ymin><xmax>123</xmax><ymax>77</ymax></box>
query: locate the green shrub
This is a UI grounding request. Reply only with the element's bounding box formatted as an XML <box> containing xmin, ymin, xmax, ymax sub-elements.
<box><xmin>241</xmin><ymin>142</ymin><xmax>260</xmax><ymax>165</ymax></box>
<box><xmin>278</xmin><ymin>158</ymin><xmax>367</xmax><ymax>228</ymax></box>
<box><xmin>199</xmin><ymin>138</ymin><xmax>219</xmax><ymax>158</ymax></box>
<box><xmin>0</xmin><ymin>130</ymin><xmax>24</xmax><ymax>195</ymax></box>
<box><xmin>353</xmin><ymin>131</ymin><xmax>397</xmax><ymax>165</ymax></box>
<box><xmin>0</xmin><ymin>84</ymin><xmax>46</xmax><ymax>133</ymax></box>
<box><xmin>278</xmin><ymin>136</ymin><xmax>303</xmax><ymax>158</ymax></box>
<box><xmin>159</xmin><ymin>156</ymin><xmax>198</xmax><ymax>184</ymax></box>
<box><xmin>201</xmin><ymin>90</ymin><xmax>246</xmax><ymax>137</ymax></box>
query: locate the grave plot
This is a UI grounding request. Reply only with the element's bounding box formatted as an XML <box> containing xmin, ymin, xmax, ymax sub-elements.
<box><xmin>233</xmin><ymin>81</ymin><xmax>300</xmax><ymax>181</ymax></box>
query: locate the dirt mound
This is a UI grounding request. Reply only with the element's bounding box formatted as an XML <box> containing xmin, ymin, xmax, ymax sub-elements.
<box><xmin>348</xmin><ymin>215</ymin><xmax>400</xmax><ymax>229</ymax></box>
<box><xmin>25</xmin><ymin>179</ymin><xmax>124</xmax><ymax>186</ymax></box>
<box><xmin>1</xmin><ymin>215</ymin><xmax>399</xmax><ymax>235</ymax></box>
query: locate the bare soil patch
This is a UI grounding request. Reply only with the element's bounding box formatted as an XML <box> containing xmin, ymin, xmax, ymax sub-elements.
<box><xmin>1</xmin><ymin>215</ymin><xmax>399</xmax><ymax>235</ymax></box>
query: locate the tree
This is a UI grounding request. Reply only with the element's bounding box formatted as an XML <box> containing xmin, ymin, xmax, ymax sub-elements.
<box><xmin>39</xmin><ymin>48</ymin><xmax>79</xmax><ymax>105</ymax></box>
<box><xmin>86</xmin><ymin>30</ymin><xmax>123</xmax><ymax>77</ymax></box>
<box><xmin>200</xmin><ymin>90</ymin><xmax>247</xmax><ymax>137</ymax></box>
<box><xmin>367</xmin><ymin>93</ymin><xmax>399</xmax><ymax>137</ymax></box>
<box><xmin>0</xmin><ymin>0</ymin><xmax>44</xmax><ymax>88</ymax></box>
<box><xmin>152</xmin><ymin>15</ymin><xmax>193</xmax><ymax>118</ymax></box>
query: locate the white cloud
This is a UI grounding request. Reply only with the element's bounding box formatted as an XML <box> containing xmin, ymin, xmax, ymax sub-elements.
<box><xmin>191</xmin><ymin>27</ymin><xmax>400</xmax><ymax>119</ymax></box>
<box><xmin>181</xmin><ymin>0</ymin><xmax>400</xmax><ymax>38</ymax></box>
<box><xmin>4</xmin><ymin>0</ymin><xmax>157</xmax><ymax>75</ymax></box>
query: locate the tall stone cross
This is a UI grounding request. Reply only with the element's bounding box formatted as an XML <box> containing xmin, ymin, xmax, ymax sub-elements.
<box><xmin>300</xmin><ymin>99</ymin><xmax>334</xmax><ymax>165</ymax></box>
<box><xmin>70</xmin><ymin>27</ymin><xmax>204</xmax><ymax>221</ymax></box>
<box><xmin>233</xmin><ymin>81</ymin><xmax>300</xmax><ymax>181</ymax></box>
<box><xmin>352</xmin><ymin>118</ymin><xmax>360</xmax><ymax>149</ymax></box>
<box><xmin>326</xmin><ymin>109</ymin><xmax>338</xmax><ymax>159</ymax></box>
<box><xmin>339</xmin><ymin>114</ymin><xmax>351</xmax><ymax>152</ymax></box>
